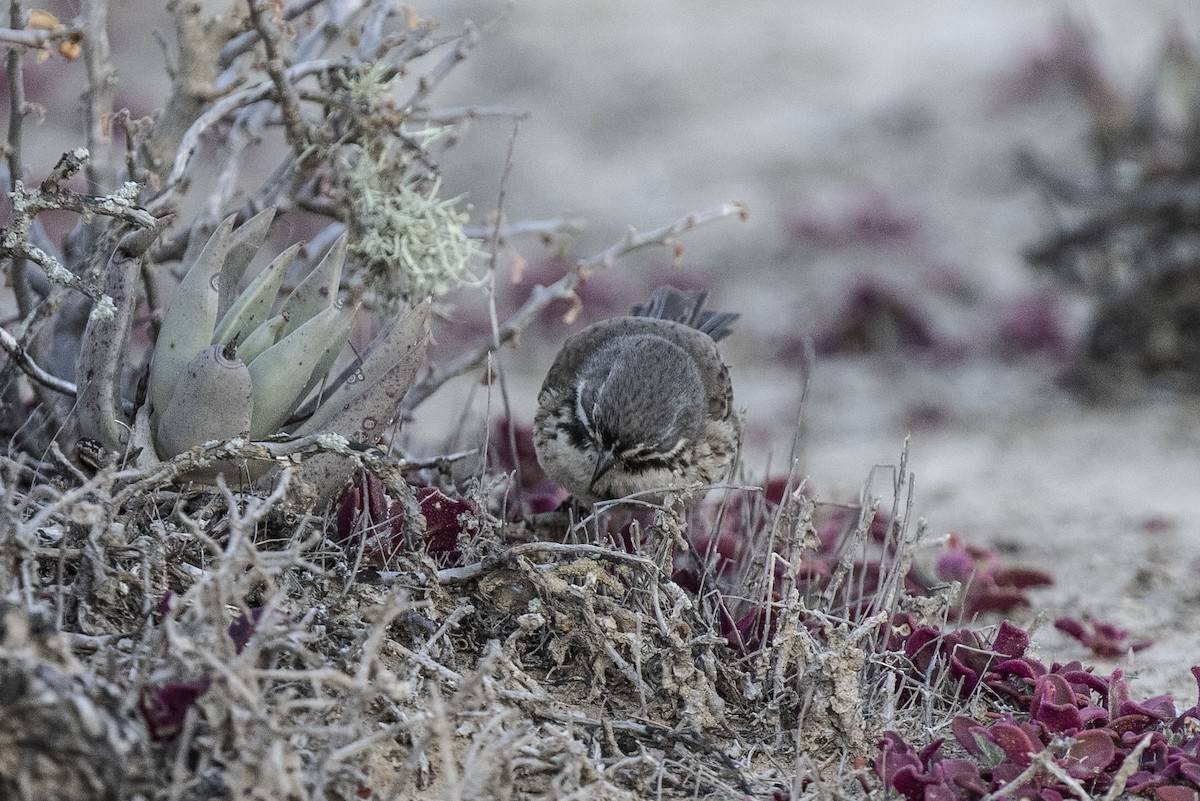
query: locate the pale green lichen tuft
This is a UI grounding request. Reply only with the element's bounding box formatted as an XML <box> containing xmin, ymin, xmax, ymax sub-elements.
<box><xmin>324</xmin><ymin>68</ymin><xmax>486</xmax><ymax>305</ymax></box>
<box><xmin>346</xmin><ymin>143</ymin><xmax>484</xmax><ymax>304</ymax></box>
<box><xmin>316</xmin><ymin>432</ymin><xmax>350</xmax><ymax>452</ymax></box>
<box><xmin>345</xmin><ymin>61</ymin><xmax>394</xmax><ymax>110</ymax></box>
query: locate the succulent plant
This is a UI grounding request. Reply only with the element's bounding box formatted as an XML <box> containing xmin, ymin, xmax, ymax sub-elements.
<box><xmin>876</xmin><ymin>619</ymin><xmax>1200</xmax><ymax>801</ymax></box>
<box><xmin>147</xmin><ymin>212</ymin><xmax>360</xmax><ymax>455</ymax></box>
<box><xmin>76</xmin><ymin>209</ymin><xmax>431</xmax><ymax>500</ymax></box>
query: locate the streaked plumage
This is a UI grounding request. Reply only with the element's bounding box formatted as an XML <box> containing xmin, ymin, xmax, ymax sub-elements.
<box><xmin>533</xmin><ymin>286</ymin><xmax>739</xmax><ymax>505</ymax></box>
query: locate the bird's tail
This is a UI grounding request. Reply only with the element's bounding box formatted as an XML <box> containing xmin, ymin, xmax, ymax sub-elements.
<box><xmin>630</xmin><ymin>285</ymin><xmax>739</xmax><ymax>342</ymax></box>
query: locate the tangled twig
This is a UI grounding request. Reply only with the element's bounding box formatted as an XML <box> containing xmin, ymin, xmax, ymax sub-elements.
<box><xmin>401</xmin><ymin>201</ymin><xmax>750</xmax><ymax>413</ymax></box>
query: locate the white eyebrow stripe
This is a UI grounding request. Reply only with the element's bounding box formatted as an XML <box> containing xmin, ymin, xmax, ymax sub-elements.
<box><xmin>574</xmin><ymin>380</ymin><xmax>590</xmax><ymax>429</ymax></box>
<box><xmin>619</xmin><ymin>437</ymin><xmax>687</xmax><ymax>462</ymax></box>
<box><xmin>595</xmin><ymin>362</ymin><xmax>616</xmax><ymax>406</ymax></box>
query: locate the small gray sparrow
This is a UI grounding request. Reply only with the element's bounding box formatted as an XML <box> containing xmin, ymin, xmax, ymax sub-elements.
<box><xmin>533</xmin><ymin>286</ymin><xmax>739</xmax><ymax>505</ymax></box>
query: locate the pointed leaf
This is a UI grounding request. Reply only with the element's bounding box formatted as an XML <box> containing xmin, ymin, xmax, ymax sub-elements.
<box><xmin>212</xmin><ymin>243</ymin><xmax>299</xmax><ymax>346</ymax></box>
<box><xmin>155</xmin><ymin>344</ymin><xmax>254</xmax><ymax>458</ymax></box>
<box><xmin>291</xmin><ymin>303</ymin><xmax>430</xmax><ymax>505</ymax></box>
<box><xmin>239</xmin><ymin>314</ymin><xmax>287</xmax><ymax>364</ymax></box>
<box><xmin>247</xmin><ymin>302</ymin><xmax>356</xmax><ymax>438</ymax></box>
<box><xmin>218</xmin><ymin>207</ymin><xmax>276</xmax><ymax>321</ymax></box>
<box><xmin>278</xmin><ymin>233</ymin><xmax>346</xmax><ymax>338</ymax></box>
<box><xmin>149</xmin><ymin>215</ymin><xmax>236</xmax><ymax>417</ymax></box>
<box><xmin>296</xmin><ymin>303</ymin><xmax>361</xmax><ymax>405</ymax></box>
<box><xmin>76</xmin><ymin>231</ymin><xmax>146</xmax><ymax>450</ymax></box>
<box><xmin>295</xmin><ymin>301</ymin><xmax>430</xmax><ymax>440</ymax></box>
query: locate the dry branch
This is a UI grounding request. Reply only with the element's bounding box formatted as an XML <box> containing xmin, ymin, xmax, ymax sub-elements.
<box><xmin>0</xmin><ymin>325</ymin><xmax>77</xmax><ymax>397</ymax></box>
<box><xmin>401</xmin><ymin>201</ymin><xmax>750</xmax><ymax>414</ymax></box>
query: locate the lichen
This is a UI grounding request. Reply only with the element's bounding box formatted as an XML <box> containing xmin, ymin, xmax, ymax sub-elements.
<box><xmin>89</xmin><ymin>294</ymin><xmax>117</xmax><ymax>322</ymax></box>
<box><xmin>346</xmin><ymin>142</ymin><xmax>484</xmax><ymax>304</ymax></box>
<box><xmin>316</xmin><ymin>432</ymin><xmax>350</xmax><ymax>452</ymax></box>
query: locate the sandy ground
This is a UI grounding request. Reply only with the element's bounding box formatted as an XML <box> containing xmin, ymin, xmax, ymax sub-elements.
<box><xmin>409</xmin><ymin>1</ymin><xmax>1200</xmax><ymax>701</ymax></box>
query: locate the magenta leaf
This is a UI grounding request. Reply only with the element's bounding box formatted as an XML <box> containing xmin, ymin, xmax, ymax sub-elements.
<box><xmin>1055</xmin><ymin>617</ymin><xmax>1086</xmax><ymax>638</ymax></box>
<box><xmin>1120</xmin><ymin>695</ymin><xmax>1177</xmax><ymax>722</ymax></box>
<box><xmin>992</xmin><ymin>566</ymin><xmax>1054</xmax><ymax>589</ymax></box>
<box><xmin>987</xmin><ymin>722</ymin><xmax>1038</xmax><ymax>767</ymax></box>
<box><xmin>227</xmin><ymin>607</ymin><xmax>265</xmax><ymax>654</ymax></box>
<box><xmin>951</xmin><ymin>716</ymin><xmax>988</xmax><ymax>759</ymax></box>
<box><xmin>936</xmin><ymin>546</ymin><xmax>975</xmax><ymax>583</ymax></box>
<box><xmin>993</xmin><ymin>620</ymin><xmax>1031</xmax><ymax>658</ymax></box>
<box><xmin>1155</xmin><ymin>786</ymin><xmax>1200</xmax><ymax>801</ymax></box>
<box><xmin>1063</xmin><ymin>730</ymin><xmax>1116</xmax><ymax>778</ymax></box>
<box><xmin>992</xmin><ymin>657</ymin><xmax>1042</xmax><ymax>680</ymax></box>
<box><xmin>940</xmin><ymin>759</ymin><xmax>989</xmax><ymax>795</ymax></box>
<box><xmin>139</xmin><ymin>678</ymin><xmax>211</xmax><ymax>743</ymax></box>
<box><xmin>417</xmin><ymin>487</ymin><xmax>477</xmax><ymax>563</ymax></box>
<box><xmin>1177</xmin><ymin>762</ymin><xmax>1200</xmax><ymax>786</ymax></box>
<box><xmin>1031</xmin><ymin>674</ymin><xmax>1084</xmax><ymax>733</ymax></box>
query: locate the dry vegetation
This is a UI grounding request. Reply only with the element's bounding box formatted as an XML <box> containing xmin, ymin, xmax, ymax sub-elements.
<box><xmin>2</xmin><ymin>3</ymin><xmax>1199</xmax><ymax>800</ymax></box>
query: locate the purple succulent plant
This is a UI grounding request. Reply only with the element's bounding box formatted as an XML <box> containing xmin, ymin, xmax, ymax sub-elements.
<box><xmin>139</xmin><ymin>679</ymin><xmax>211</xmax><ymax>743</ymax></box>
<box><xmin>1055</xmin><ymin>616</ymin><xmax>1154</xmax><ymax>659</ymax></box>
<box><xmin>334</xmin><ymin>471</ymin><xmax>478</xmax><ymax>566</ymax></box>
<box><xmin>876</xmin><ymin>622</ymin><xmax>1200</xmax><ymax>800</ymax></box>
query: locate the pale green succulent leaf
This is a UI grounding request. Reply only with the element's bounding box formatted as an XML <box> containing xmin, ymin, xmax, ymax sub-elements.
<box><xmin>292</xmin><ymin>302</ymin><xmax>430</xmax><ymax>504</ymax></box>
<box><xmin>278</xmin><ymin>234</ymin><xmax>346</xmax><ymax>338</ymax></box>
<box><xmin>148</xmin><ymin>215</ymin><xmax>236</xmax><ymax>417</ymax></box>
<box><xmin>212</xmin><ymin>243</ymin><xmax>300</xmax><ymax>346</ymax></box>
<box><xmin>218</xmin><ymin>207</ymin><xmax>277</xmax><ymax>321</ymax></box>
<box><xmin>297</xmin><ymin>302</ymin><xmax>361</xmax><ymax>407</ymax></box>
<box><xmin>247</xmin><ymin>302</ymin><xmax>356</xmax><ymax>438</ymax></box>
<box><xmin>155</xmin><ymin>344</ymin><xmax>254</xmax><ymax>459</ymax></box>
<box><xmin>238</xmin><ymin>314</ymin><xmax>287</xmax><ymax>365</ymax></box>
<box><xmin>295</xmin><ymin>301</ymin><xmax>430</xmax><ymax>440</ymax></box>
<box><xmin>75</xmin><ymin>231</ymin><xmax>146</xmax><ymax>450</ymax></box>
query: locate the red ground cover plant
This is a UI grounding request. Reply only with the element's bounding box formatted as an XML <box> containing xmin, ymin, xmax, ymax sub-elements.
<box><xmin>878</xmin><ymin>621</ymin><xmax>1200</xmax><ymax>800</ymax></box>
<box><xmin>934</xmin><ymin>535</ymin><xmax>1054</xmax><ymax>618</ymax></box>
<box><xmin>1055</xmin><ymin>616</ymin><xmax>1155</xmax><ymax>660</ymax></box>
<box><xmin>334</xmin><ymin>471</ymin><xmax>479</xmax><ymax>567</ymax></box>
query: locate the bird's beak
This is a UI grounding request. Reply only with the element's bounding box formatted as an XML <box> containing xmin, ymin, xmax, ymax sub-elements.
<box><xmin>589</xmin><ymin>449</ymin><xmax>615</xmax><ymax>492</ymax></box>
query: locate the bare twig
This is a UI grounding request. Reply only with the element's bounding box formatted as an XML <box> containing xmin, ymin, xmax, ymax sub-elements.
<box><xmin>24</xmin><ymin>149</ymin><xmax>154</xmax><ymax>226</ymax></box>
<box><xmin>217</xmin><ymin>0</ymin><xmax>325</xmax><ymax>68</ymax></box>
<box><xmin>408</xmin><ymin>105</ymin><xmax>531</xmax><ymax>124</ymax></box>
<box><xmin>433</xmin><ymin>541</ymin><xmax>661</xmax><ymax>585</ymax></box>
<box><xmin>1</xmin><ymin>151</ymin><xmax>156</xmax><ymax>306</ymax></box>
<box><xmin>475</xmin><ymin>119</ymin><xmax>523</xmax><ymax>498</ymax></box>
<box><xmin>6</xmin><ymin>0</ymin><xmax>32</xmax><ymax>319</ymax></box>
<box><xmin>979</xmin><ymin>748</ymin><xmax>1089</xmax><ymax>801</ymax></box>
<box><xmin>352</xmin><ymin>0</ymin><xmax>394</xmax><ymax>61</ymax></box>
<box><xmin>111</xmin><ymin>110</ymin><xmax>150</xmax><ymax>186</ymax></box>
<box><xmin>400</xmin><ymin>20</ymin><xmax>480</xmax><ymax>112</ymax></box>
<box><xmin>246</xmin><ymin>0</ymin><xmax>310</xmax><ymax>149</ymax></box>
<box><xmin>152</xmin><ymin>59</ymin><xmax>335</xmax><ymax>212</ymax></box>
<box><xmin>462</xmin><ymin>216</ymin><xmax>585</xmax><ymax>242</ymax></box>
<box><xmin>80</xmin><ymin>0</ymin><xmax>118</xmax><ymax>190</ymax></box>
<box><xmin>400</xmin><ymin>201</ymin><xmax>749</xmax><ymax>413</ymax></box>
<box><xmin>0</xmin><ymin>324</ymin><xmax>78</xmax><ymax>398</ymax></box>
<box><xmin>0</xmin><ymin>23</ymin><xmax>82</xmax><ymax>50</ymax></box>
<box><xmin>1101</xmin><ymin>733</ymin><xmax>1153</xmax><ymax>801</ymax></box>
<box><xmin>0</xmin><ymin>153</ymin><xmax>161</xmax><ymax>347</ymax></box>
<box><xmin>110</xmin><ymin>431</ymin><xmax>418</xmax><ymax>505</ymax></box>
<box><xmin>398</xmin><ymin>448</ymin><xmax>479</xmax><ymax>471</ymax></box>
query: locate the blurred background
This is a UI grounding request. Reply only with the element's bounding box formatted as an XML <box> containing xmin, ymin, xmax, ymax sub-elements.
<box><xmin>419</xmin><ymin>0</ymin><xmax>1200</xmax><ymax>696</ymax></box>
<box><xmin>9</xmin><ymin>0</ymin><xmax>1200</xmax><ymax>692</ymax></box>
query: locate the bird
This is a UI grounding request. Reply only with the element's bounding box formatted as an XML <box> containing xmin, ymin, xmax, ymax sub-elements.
<box><xmin>533</xmin><ymin>285</ymin><xmax>739</xmax><ymax>505</ymax></box>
